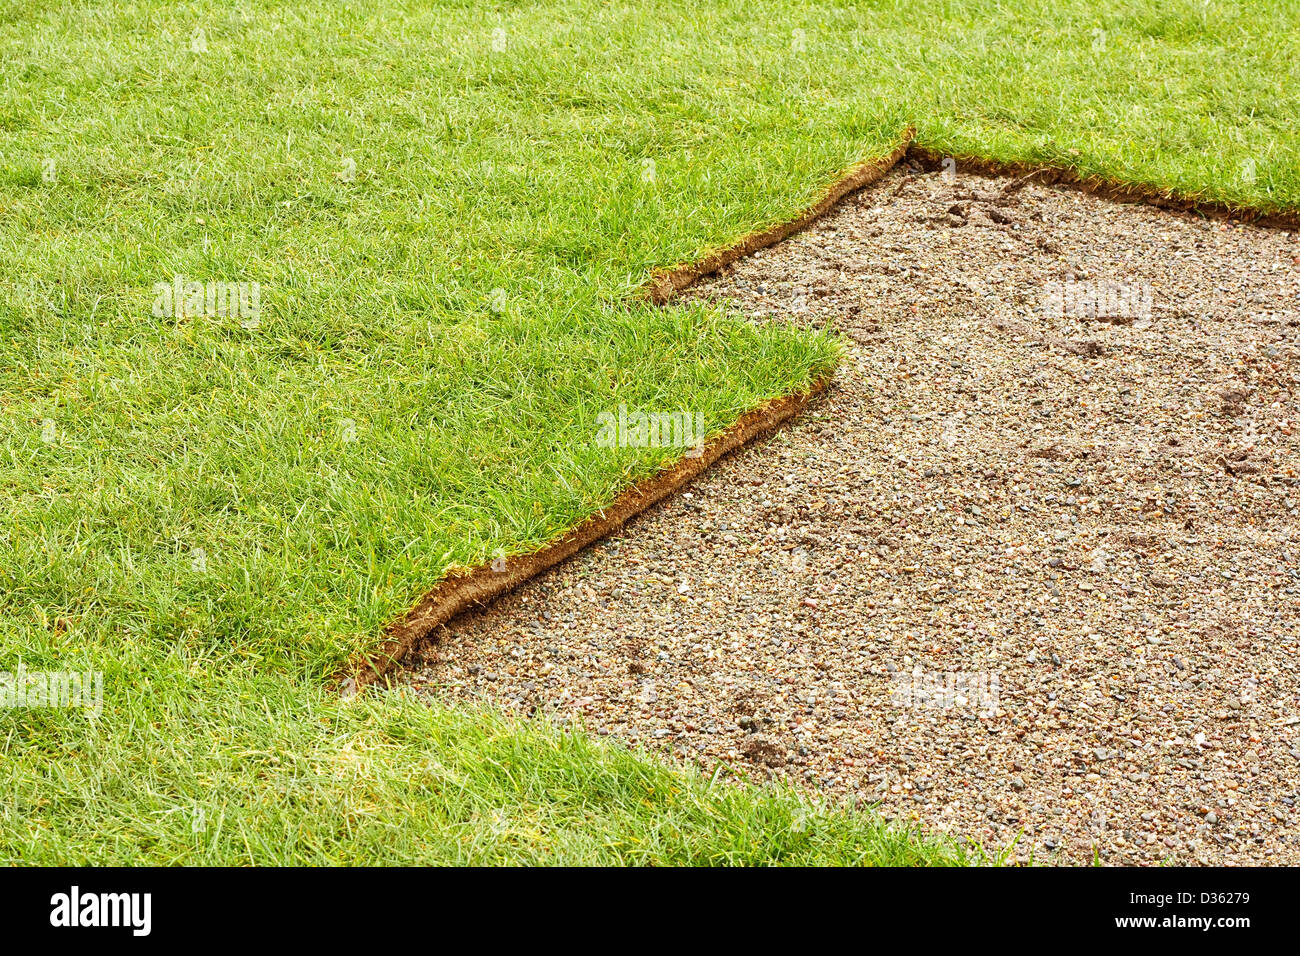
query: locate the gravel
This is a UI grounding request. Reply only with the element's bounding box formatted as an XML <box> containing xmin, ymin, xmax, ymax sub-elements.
<box><xmin>405</xmin><ymin>162</ymin><xmax>1300</xmax><ymax>865</ymax></box>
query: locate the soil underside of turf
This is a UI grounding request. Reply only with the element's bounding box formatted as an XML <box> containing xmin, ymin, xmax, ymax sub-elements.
<box><xmin>404</xmin><ymin>160</ymin><xmax>1300</xmax><ymax>865</ymax></box>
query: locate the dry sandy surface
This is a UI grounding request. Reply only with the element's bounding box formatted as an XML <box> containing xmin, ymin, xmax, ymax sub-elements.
<box><xmin>405</xmin><ymin>162</ymin><xmax>1300</xmax><ymax>865</ymax></box>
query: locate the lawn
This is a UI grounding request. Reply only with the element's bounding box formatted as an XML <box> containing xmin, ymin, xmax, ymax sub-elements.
<box><xmin>1</xmin><ymin>0</ymin><xmax>1296</xmax><ymax>864</ymax></box>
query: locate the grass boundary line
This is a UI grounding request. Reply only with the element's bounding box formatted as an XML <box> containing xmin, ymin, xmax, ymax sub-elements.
<box><xmin>350</xmin><ymin>376</ymin><xmax>831</xmax><ymax>688</ymax></box>
<box><xmin>906</xmin><ymin>146</ymin><xmax>1300</xmax><ymax>230</ymax></box>
<box><xmin>642</xmin><ymin>126</ymin><xmax>917</xmax><ymax>303</ymax></box>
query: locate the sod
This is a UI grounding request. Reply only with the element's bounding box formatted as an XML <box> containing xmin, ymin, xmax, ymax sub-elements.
<box><xmin>2</xmin><ymin>0</ymin><xmax>1298</xmax><ymax>864</ymax></box>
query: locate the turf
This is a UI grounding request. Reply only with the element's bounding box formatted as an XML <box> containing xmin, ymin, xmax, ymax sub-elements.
<box><xmin>1</xmin><ymin>0</ymin><xmax>1297</xmax><ymax>864</ymax></box>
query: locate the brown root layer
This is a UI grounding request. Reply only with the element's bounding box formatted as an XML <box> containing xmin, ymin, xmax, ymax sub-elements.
<box><xmin>642</xmin><ymin>127</ymin><xmax>917</xmax><ymax>304</ymax></box>
<box><xmin>906</xmin><ymin>146</ymin><xmax>1300</xmax><ymax>231</ymax></box>
<box><xmin>349</xmin><ymin>377</ymin><xmax>830</xmax><ymax>688</ymax></box>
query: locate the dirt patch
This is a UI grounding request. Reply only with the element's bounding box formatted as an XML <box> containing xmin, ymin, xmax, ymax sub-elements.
<box><xmin>404</xmin><ymin>160</ymin><xmax>1300</xmax><ymax>865</ymax></box>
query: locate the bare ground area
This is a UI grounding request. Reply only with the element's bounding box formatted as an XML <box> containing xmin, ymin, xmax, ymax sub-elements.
<box><xmin>405</xmin><ymin>162</ymin><xmax>1300</xmax><ymax>865</ymax></box>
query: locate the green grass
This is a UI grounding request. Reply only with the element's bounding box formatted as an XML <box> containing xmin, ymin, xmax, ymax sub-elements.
<box><xmin>2</xmin><ymin>0</ymin><xmax>1297</xmax><ymax>864</ymax></box>
<box><xmin>11</xmin><ymin>678</ymin><xmax>973</xmax><ymax>865</ymax></box>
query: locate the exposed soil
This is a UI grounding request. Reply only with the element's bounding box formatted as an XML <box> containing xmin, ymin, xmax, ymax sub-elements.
<box><xmin>405</xmin><ymin>161</ymin><xmax>1300</xmax><ymax>865</ymax></box>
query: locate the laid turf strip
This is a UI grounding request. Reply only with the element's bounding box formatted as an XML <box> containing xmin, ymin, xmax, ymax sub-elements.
<box><xmin>404</xmin><ymin>160</ymin><xmax>1298</xmax><ymax>865</ymax></box>
<box><xmin>2</xmin><ymin>0</ymin><xmax>1298</xmax><ymax>863</ymax></box>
